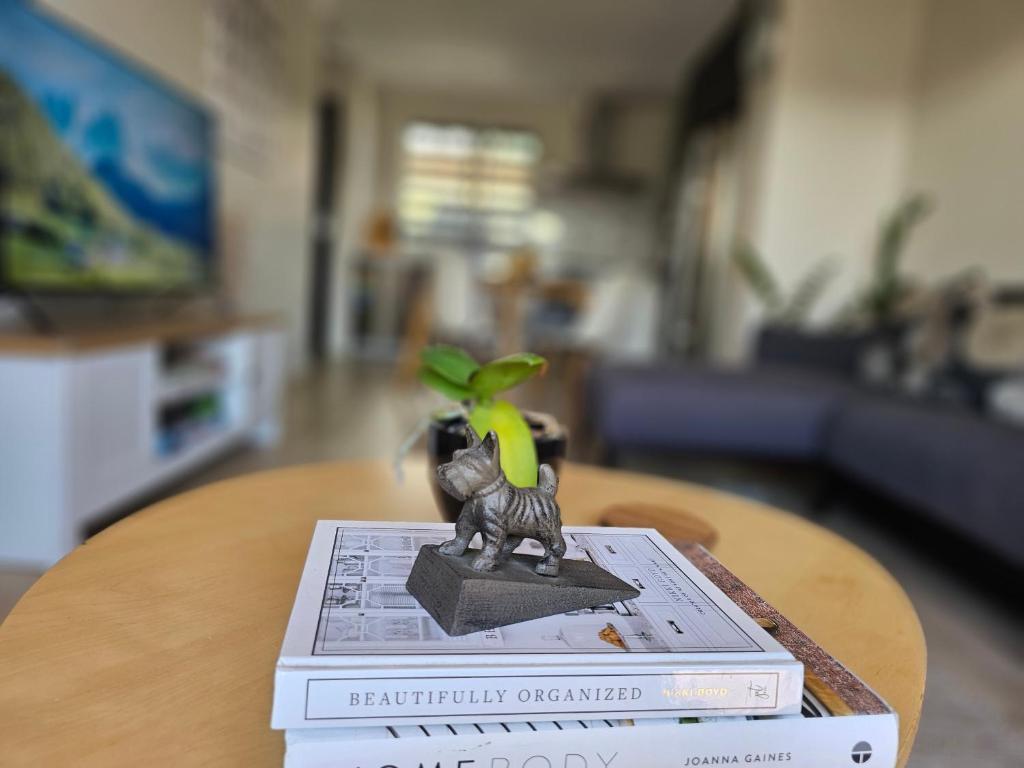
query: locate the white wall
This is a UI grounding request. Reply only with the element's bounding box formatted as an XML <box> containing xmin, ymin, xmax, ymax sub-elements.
<box><xmin>37</xmin><ymin>0</ymin><xmax>319</xmax><ymax>372</ymax></box>
<box><xmin>714</xmin><ymin>0</ymin><xmax>1024</xmax><ymax>362</ymax></box>
<box><xmin>904</xmin><ymin>0</ymin><xmax>1024</xmax><ymax>283</ymax></box>
<box><xmin>713</xmin><ymin>0</ymin><xmax>926</xmax><ymax>361</ymax></box>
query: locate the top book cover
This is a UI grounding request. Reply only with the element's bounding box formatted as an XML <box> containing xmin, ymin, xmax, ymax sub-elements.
<box><xmin>272</xmin><ymin>521</ymin><xmax>804</xmax><ymax>729</ymax></box>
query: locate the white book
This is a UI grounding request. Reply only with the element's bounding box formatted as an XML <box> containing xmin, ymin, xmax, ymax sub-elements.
<box><xmin>282</xmin><ymin>688</ymin><xmax>898</xmax><ymax>768</ymax></box>
<box><xmin>271</xmin><ymin>522</ymin><xmax>804</xmax><ymax>729</ymax></box>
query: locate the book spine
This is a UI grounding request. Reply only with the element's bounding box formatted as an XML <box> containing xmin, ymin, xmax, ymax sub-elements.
<box><xmin>284</xmin><ymin>713</ymin><xmax>898</xmax><ymax>768</ymax></box>
<box><xmin>271</xmin><ymin>661</ymin><xmax>804</xmax><ymax>729</ymax></box>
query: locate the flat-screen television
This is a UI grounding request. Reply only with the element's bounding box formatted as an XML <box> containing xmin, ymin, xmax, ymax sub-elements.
<box><xmin>0</xmin><ymin>0</ymin><xmax>216</xmax><ymax>294</ymax></box>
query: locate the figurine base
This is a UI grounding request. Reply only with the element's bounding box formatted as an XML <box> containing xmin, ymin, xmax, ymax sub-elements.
<box><xmin>406</xmin><ymin>545</ymin><xmax>641</xmax><ymax>636</ymax></box>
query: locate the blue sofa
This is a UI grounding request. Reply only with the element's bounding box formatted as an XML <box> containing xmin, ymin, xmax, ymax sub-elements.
<box><xmin>591</xmin><ymin>332</ymin><xmax>1024</xmax><ymax>568</ymax></box>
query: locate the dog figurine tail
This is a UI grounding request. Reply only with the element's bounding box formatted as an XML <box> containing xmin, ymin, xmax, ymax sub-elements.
<box><xmin>538</xmin><ymin>464</ymin><xmax>558</xmax><ymax>496</ymax></box>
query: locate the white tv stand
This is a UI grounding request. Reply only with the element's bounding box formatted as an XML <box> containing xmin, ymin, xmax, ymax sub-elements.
<box><xmin>0</xmin><ymin>316</ymin><xmax>285</xmax><ymax>567</ymax></box>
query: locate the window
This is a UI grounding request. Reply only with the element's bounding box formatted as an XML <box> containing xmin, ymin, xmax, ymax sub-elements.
<box><xmin>397</xmin><ymin>122</ymin><xmax>542</xmax><ymax>249</ymax></box>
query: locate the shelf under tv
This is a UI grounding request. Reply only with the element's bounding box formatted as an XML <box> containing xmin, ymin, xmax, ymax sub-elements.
<box><xmin>0</xmin><ymin>315</ymin><xmax>286</xmax><ymax>567</ymax></box>
<box><xmin>156</xmin><ymin>368</ymin><xmax>228</xmax><ymax>406</ymax></box>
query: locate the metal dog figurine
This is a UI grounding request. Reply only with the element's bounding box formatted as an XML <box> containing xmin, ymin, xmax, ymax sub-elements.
<box><xmin>436</xmin><ymin>427</ymin><xmax>565</xmax><ymax>576</ymax></box>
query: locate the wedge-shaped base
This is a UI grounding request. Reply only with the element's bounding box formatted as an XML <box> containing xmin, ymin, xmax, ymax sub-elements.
<box><xmin>406</xmin><ymin>545</ymin><xmax>641</xmax><ymax>636</ymax></box>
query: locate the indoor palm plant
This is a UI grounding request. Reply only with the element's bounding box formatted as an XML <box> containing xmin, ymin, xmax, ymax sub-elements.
<box><xmin>732</xmin><ymin>244</ymin><xmax>837</xmax><ymax>327</ymax></box>
<box><xmin>848</xmin><ymin>193</ymin><xmax>933</xmax><ymax>327</ymax></box>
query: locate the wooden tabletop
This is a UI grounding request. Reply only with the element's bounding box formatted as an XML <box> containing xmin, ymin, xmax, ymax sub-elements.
<box><xmin>0</xmin><ymin>460</ymin><xmax>926</xmax><ymax>767</ymax></box>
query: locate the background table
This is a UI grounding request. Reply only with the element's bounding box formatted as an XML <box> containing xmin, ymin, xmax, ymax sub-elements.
<box><xmin>0</xmin><ymin>460</ymin><xmax>926</xmax><ymax>766</ymax></box>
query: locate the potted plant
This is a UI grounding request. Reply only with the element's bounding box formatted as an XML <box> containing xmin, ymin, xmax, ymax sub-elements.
<box><xmin>837</xmin><ymin>193</ymin><xmax>934</xmax><ymax>383</ymax></box>
<box><xmin>417</xmin><ymin>345</ymin><xmax>567</xmax><ymax>522</ymax></box>
<box><xmin>734</xmin><ymin>194</ymin><xmax>934</xmax><ymax>381</ymax></box>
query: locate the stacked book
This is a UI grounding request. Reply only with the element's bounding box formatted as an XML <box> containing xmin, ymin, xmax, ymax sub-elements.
<box><xmin>272</xmin><ymin>521</ymin><xmax>898</xmax><ymax>767</ymax></box>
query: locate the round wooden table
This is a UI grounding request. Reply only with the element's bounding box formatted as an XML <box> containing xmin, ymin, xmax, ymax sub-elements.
<box><xmin>0</xmin><ymin>460</ymin><xmax>925</xmax><ymax>766</ymax></box>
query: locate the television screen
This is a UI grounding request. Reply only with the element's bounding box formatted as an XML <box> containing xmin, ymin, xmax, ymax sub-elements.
<box><xmin>0</xmin><ymin>1</ymin><xmax>215</xmax><ymax>293</ymax></box>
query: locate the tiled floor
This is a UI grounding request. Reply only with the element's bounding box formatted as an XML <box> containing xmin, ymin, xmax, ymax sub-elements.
<box><xmin>2</xmin><ymin>362</ymin><xmax>1021</xmax><ymax>766</ymax></box>
<box><xmin>0</xmin><ymin>568</ymin><xmax>39</xmax><ymax>623</ymax></box>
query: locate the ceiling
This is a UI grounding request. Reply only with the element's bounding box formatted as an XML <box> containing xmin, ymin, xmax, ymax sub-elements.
<box><xmin>314</xmin><ymin>0</ymin><xmax>739</xmax><ymax>94</ymax></box>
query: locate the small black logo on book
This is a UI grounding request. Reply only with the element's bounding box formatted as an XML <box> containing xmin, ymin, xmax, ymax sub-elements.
<box><xmin>851</xmin><ymin>741</ymin><xmax>873</xmax><ymax>764</ymax></box>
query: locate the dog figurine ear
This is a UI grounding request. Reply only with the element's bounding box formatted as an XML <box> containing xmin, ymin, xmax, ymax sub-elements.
<box><xmin>482</xmin><ymin>430</ymin><xmax>500</xmax><ymax>465</ymax></box>
<box><xmin>464</xmin><ymin>425</ymin><xmax>482</xmax><ymax>448</ymax></box>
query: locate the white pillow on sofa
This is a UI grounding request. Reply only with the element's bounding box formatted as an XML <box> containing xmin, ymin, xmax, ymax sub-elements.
<box><xmin>990</xmin><ymin>377</ymin><xmax>1024</xmax><ymax>427</ymax></box>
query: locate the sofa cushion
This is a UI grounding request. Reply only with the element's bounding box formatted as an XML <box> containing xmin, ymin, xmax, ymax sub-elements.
<box><xmin>826</xmin><ymin>394</ymin><xmax>1024</xmax><ymax>567</ymax></box>
<box><xmin>755</xmin><ymin>326</ymin><xmax>870</xmax><ymax>378</ymax></box>
<box><xmin>592</xmin><ymin>364</ymin><xmax>850</xmax><ymax>459</ymax></box>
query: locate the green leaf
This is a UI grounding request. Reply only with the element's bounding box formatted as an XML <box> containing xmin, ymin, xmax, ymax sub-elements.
<box><xmin>468</xmin><ymin>399</ymin><xmax>538</xmax><ymax>487</ymax></box>
<box><xmin>420</xmin><ymin>345</ymin><xmax>479</xmax><ymax>385</ymax></box>
<box><xmin>780</xmin><ymin>258</ymin><xmax>837</xmax><ymax>325</ymax></box>
<box><xmin>732</xmin><ymin>243</ymin><xmax>783</xmax><ymax>315</ymax></box>
<box><xmin>417</xmin><ymin>366</ymin><xmax>474</xmax><ymax>402</ymax></box>
<box><xmin>870</xmin><ymin>193</ymin><xmax>932</xmax><ymax>322</ymax></box>
<box><xmin>876</xmin><ymin>194</ymin><xmax>932</xmax><ymax>282</ymax></box>
<box><xmin>468</xmin><ymin>353</ymin><xmax>548</xmax><ymax>399</ymax></box>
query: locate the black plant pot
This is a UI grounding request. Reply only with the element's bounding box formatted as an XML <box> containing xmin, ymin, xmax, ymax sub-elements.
<box><xmin>426</xmin><ymin>410</ymin><xmax>568</xmax><ymax>523</ymax></box>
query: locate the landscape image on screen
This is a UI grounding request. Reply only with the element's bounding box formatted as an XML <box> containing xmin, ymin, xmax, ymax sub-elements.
<box><xmin>0</xmin><ymin>2</ymin><xmax>214</xmax><ymax>291</ymax></box>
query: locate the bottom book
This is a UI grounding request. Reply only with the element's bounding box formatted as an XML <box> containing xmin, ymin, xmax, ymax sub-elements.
<box><xmin>284</xmin><ymin>686</ymin><xmax>896</xmax><ymax>768</ymax></box>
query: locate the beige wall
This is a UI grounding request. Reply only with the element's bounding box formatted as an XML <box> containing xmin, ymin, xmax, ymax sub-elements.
<box><xmin>600</xmin><ymin>98</ymin><xmax>674</xmax><ymax>182</ymax></box>
<box><xmin>39</xmin><ymin>0</ymin><xmax>319</xmax><ymax>372</ymax></box>
<box><xmin>40</xmin><ymin>0</ymin><xmax>206</xmax><ymax>90</ymax></box>
<box><xmin>714</xmin><ymin>0</ymin><xmax>926</xmax><ymax>361</ymax></box>
<box><xmin>904</xmin><ymin>0</ymin><xmax>1024</xmax><ymax>283</ymax></box>
<box><xmin>715</xmin><ymin>0</ymin><xmax>1024</xmax><ymax>362</ymax></box>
